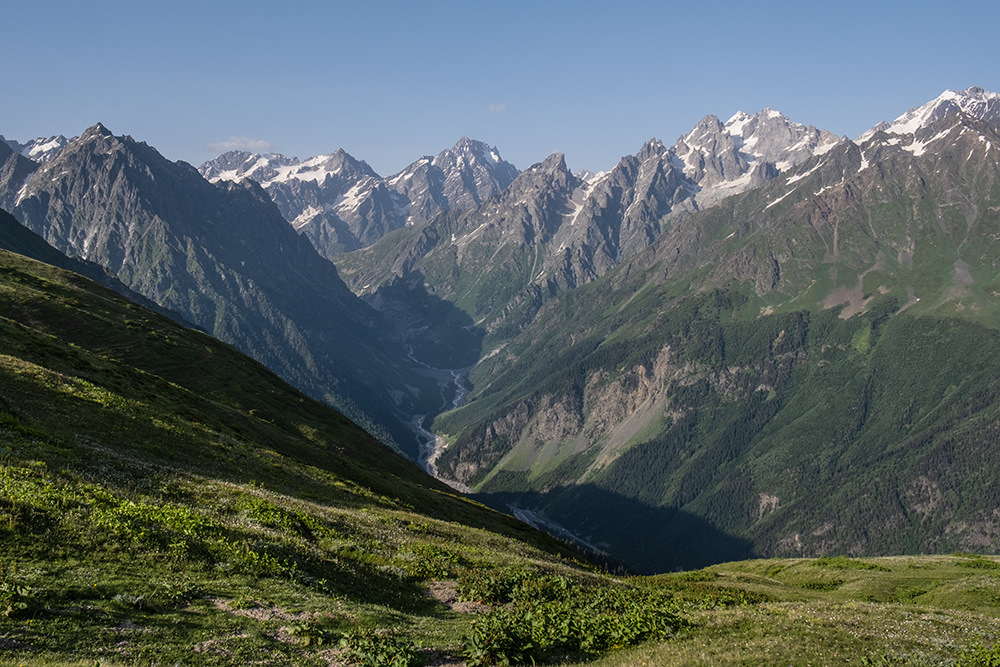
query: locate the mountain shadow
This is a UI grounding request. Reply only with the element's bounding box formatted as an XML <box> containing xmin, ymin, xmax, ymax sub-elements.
<box><xmin>364</xmin><ymin>270</ymin><xmax>485</xmax><ymax>371</ymax></box>
<box><xmin>0</xmin><ymin>207</ymin><xmax>192</xmax><ymax>325</ymax></box>
<box><xmin>475</xmin><ymin>484</ymin><xmax>757</xmax><ymax>575</ymax></box>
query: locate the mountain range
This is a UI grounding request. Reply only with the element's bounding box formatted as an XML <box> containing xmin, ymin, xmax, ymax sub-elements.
<box><xmin>4</xmin><ymin>87</ymin><xmax>1000</xmax><ymax>574</ymax></box>
<box><xmin>199</xmin><ymin>137</ymin><xmax>519</xmax><ymax>258</ymax></box>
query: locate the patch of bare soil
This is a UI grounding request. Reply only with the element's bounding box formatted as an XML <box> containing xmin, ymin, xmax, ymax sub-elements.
<box><xmin>112</xmin><ymin>619</ymin><xmax>151</xmax><ymax>633</ymax></box>
<box><xmin>314</xmin><ymin>647</ymin><xmax>351</xmax><ymax>666</ymax></box>
<box><xmin>425</xmin><ymin>580</ymin><xmax>490</xmax><ymax>614</ymax></box>
<box><xmin>192</xmin><ymin>632</ymin><xmax>252</xmax><ymax>657</ymax></box>
<box><xmin>208</xmin><ymin>597</ymin><xmax>314</xmax><ymax>623</ymax></box>
<box><xmin>824</xmin><ymin>283</ymin><xmax>866</xmax><ymax>318</ymax></box>
<box><xmin>315</xmin><ymin>644</ymin><xmax>468</xmax><ymax>666</ymax></box>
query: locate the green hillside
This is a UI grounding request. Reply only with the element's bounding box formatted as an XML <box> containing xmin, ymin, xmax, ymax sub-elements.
<box><xmin>579</xmin><ymin>555</ymin><xmax>1000</xmax><ymax>667</ymax></box>
<box><xmin>431</xmin><ymin>116</ymin><xmax>1000</xmax><ymax>573</ymax></box>
<box><xmin>0</xmin><ymin>249</ymin><xmax>611</xmax><ymax>664</ymax></box>
<box><xmin>2</xmin><ymin>207</ymin><xmax>1000</xmax><ymax>665</ymax></box>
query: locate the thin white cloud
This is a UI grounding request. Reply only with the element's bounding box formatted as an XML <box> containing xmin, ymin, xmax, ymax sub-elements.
<box><xmin>207</xmin><ymin>136</ymin><xmax>275</xmax><ymax>153</ymax></box>
<box><xmin>488</xmin><ymin>103</ymin><xmax>507</xmax><ymax>115</ymax></box>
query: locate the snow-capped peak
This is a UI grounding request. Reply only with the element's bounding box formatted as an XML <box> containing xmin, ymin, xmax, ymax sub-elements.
<box><xmin>450</xmin><ymin>136</ymin><xmax>505</xmax><ymax>166</ymax></box>
<box><xmin>858</xmin><ymin>87</ymin><xmax>1000</xmax><ymax>142</ymax></box>
<box><xmin>2</xmin><ymin>134</ymin><xmax>70</xmax><ymax>164</ymax></box>
<box><xmin>724</xmin><ymin>111</ymin><xmax>753</xmax><ymax>137</ymax></box>
<box><xmin>669</xmin><ymin>107</ymin><xmax>842</xmax><ymax>208</ymax></box>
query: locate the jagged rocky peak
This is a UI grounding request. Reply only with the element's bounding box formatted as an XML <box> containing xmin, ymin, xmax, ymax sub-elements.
<box><xmin>200</xmin><ymin>149</ymin><xmax>378</xmax><ymax>187</ymax></box>
<box><xmin>390</xmin><ymin>137</ymin><xmax>518</xmax><ymax>195</ymax></box>
<box><xmin>512</xmin><ymin>152</ymin><xmax>575</xmax><ymax>189</ymax></box>
<box><xmin>858</xmin><ymin>86</ymin><xmax>1000</xmax><ymax>141</ymax></box>
<box><xmin>55</xmin><ymin>123</ymin><xmax>157</xmax><ymax>166</ymax></box>
<box><xmin>384</xmin><ymin>136</ymin><xmax>520</xmax><ymax>228</ymax></box>
<box><xmin>23</xmin><ymin>124</ymin><xmax>112</xmax><ymax>184</ymax></box>
<box><xmin>675</xmin><ymin>115</ymin><xmax>732</xmax><ymax>158</ymax></box>
<box><xmin>725</xmin><ymin>108</ymin><xmax>842</xmax><ymax>169</ymax></box>
<box><xmin>540</xmin><ymin>152</ymin><xmax>569</xmax><ymax>172</ymax></box>
<box><xmin>488</xmin><ymin>152</ymin><xmax>578</xmax><ymax>217</ymax></box>
<box><xmin>667</xmin><ymin>108</ymin><xmax>843</xmax><ymax>208</ymax></box>
<box><xmin>673</xmin><ymin>114</ymin><xmax>746</xmax><ymax>187</ymax></box>
<box><xmin>88</xmin><ymin>122</ymin><xmax>112</xmax><ymax>136</ymax></box>
<box><xmin>78</xmin><ymin>123</ymin><xmax>117</xmax><ymax>144</ymax></box>
<box><xmin>445</xmin><ymin>136</ymin><xmax>509</xmax><ymax>168</ymax></box>
<box><xmin>636</xmin><ymin>137</ymin><xmax>669</xmax><ymax>161</ymax></box>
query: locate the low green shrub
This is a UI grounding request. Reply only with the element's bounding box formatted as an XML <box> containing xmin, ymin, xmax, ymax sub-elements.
<box><xmin>339</xmin><ymin>627</ymin><xmax>423</xmax><ymax>667</ymax></box>
<box><xmin>0</xmin><ymin>564</ymin><xmax>34</xmax><ymax>617</ymax></box>
<box><xmin>686</xmin><ymin>583</ymin><xmax>771</xmax><ymax>607</ymax></box>
<box><xmin>462</xmin><ymin>581</ymin><xmax>684</xmax><ymax>665</ymax></box>
<box><xmin>798</xmin><ymin>579</ymin><xmax>844</xmax><ymax>591</ymax></box>
<box><xmin>457</xmin><ymin>567</ymin><xmax>533</xmax><ymax>604</ymax></box>
<box><xmin>403</xmin><ymin>544</ymin><xmax>472</xmax><ymax>579</ymax></box>
<box><xmin>957</xmin><ymin>642</ymin><xmax>1000</xmax><ymax>667</ymax></box>
<box><xmin>812</xmin><ymin>556</ymin><xmax>890</xmax><ymax>572</ymax></box>
<box><xmin>283</xmin><ymin>615</ymin><xmax>344</xmax><ymax>647</ymax></box>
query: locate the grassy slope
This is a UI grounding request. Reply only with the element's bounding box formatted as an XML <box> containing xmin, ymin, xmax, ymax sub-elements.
<box><xmin>0</xmin><ymin>249</ymin><xmax>594</xmax><ymax>663</ymax></box>
<box><xmin>581</xmin><ymin>555</ymin><xmax>1000</xmax><ymax>667</ymax></box>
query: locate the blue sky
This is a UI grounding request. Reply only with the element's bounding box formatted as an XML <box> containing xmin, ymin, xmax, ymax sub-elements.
<box><xmin>5</xmin><ymin>0</ymin><xmax>1000</xmax><ymax>175</ymax></box>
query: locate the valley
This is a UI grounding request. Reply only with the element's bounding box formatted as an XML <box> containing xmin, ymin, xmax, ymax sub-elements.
<box><xmin>3</xmin><ymin>86</ymin><xmax>1000</xmax><ymax>664</ymax></box>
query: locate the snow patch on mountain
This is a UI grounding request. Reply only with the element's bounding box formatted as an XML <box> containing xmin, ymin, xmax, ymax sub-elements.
<box><xmin>858</xmin><ymin>87</ymin><xmax>1000</xmax><ymax>142</ymax></box>
<box><xmin>672</xmin><ymin>108</ymin><xmax>843</xmax><ymax>208</ymax></box>
<box><xmin>2</xmin><ymin>135</ymin><xmax>70</xmax><ymax>164</ymax></box>
<box><xmin>786</xmin><ymin>162</ymin><xmax>823</xmax><ymax>185</ymax></box>
<box><xmin>903</xmin><ymin>128</ymin><xmax>954</xmax><ymax>157</ymax></box>
<box><xmin>199</xmin><ymin>138</ymin><xmax>519</xmax><ymax>256</ymax></box>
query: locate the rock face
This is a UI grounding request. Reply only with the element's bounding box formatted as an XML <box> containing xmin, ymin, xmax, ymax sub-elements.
<box><xmin>0</xmin><ymin>207</ymin><xmax>186</xmax><ymax>323</ymax></box>
<box><xmin>200</xmin><ymin>137</ymin><xmax>519</xmax><ymax>258</ymax></box>
<box><xmin>5</xmin><ymin>123</ymin><xmax>426</xmax><ymax>453</ymax></box>
<box><xmin>0</xmin><ymin>142</ymin><xmax>39</xmax><ymax>212</ymax></box>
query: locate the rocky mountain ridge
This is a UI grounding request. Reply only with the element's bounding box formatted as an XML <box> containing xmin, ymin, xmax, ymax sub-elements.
<box><xmin>858</xmin><ymin>86</ymin><xmax>1000</xmax><ymax>142</ymax></box>
<box><xmin>332</xmin><ymin>107</ymin><xmax>842</xmax><ymax>350</ymax></box>
<box><xmin>199</xmin><ymin>137</ymin><xmax>519</xmax><ymax>257</ymax></box>
<box><xmin>5</xmin><ymin>87</ymin><xmax>1000</xmax><ymax>572</ymax></box>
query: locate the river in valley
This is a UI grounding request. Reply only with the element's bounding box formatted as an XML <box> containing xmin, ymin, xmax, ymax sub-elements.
<box><xmin>406</xmin><ymin>355</ymin><xmax>473</xmax><ymax>493</ymax></box>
